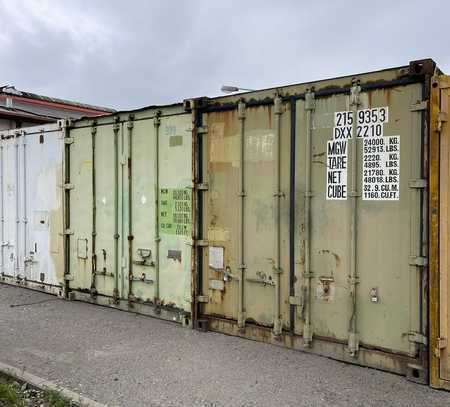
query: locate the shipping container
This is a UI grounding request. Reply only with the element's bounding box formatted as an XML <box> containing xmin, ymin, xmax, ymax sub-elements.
<box><xmin>189</xmin><ymin>59</ymin><xmax>437</xmax><ymax>382</ymax></box>
<box><xmin>63</xmin><ymin>105</ymin><xmax>194</xmax><ymax>324</ymax></box>
<box><xmin>0</xmin><ymin>124</ymin><xmax>64</xmax><ymax>295</ymax></box>
<box><xmin>2</xmin><ymin>59</ymin><xmax>450</xmax><ymax>389</ymax></box>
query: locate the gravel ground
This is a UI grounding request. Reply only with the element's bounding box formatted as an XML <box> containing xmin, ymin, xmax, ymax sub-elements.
<box><xmin>0</xmin><ymin>285</ymin><xmax>449</xmax><ymax>407</ymax></box>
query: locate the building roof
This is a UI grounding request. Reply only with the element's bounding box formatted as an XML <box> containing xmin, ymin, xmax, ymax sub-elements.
<box><xmin>0</xmin><ymin>105</ymin><xmax>57</xmax><ymax>123</ymax></box>
<box><xmin>0</xmin><ymin>85</ymin><xmax>115</xmax><ymax>114</ymax></box>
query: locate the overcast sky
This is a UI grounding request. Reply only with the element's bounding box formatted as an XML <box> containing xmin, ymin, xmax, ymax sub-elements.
<box><xmin>0</xmin><ymin>0</ymin><xmax>449</xmax><ymax>110</ymax></box>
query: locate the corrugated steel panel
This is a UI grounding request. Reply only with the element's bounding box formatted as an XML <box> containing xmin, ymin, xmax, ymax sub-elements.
<box><xmin>0</xmin><ymin>124</ymin><xmax>64</xmax><ymax>294</ymax></box>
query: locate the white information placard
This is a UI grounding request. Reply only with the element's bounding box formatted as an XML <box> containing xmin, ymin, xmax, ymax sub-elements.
<box><xmin>326</xmin><ymin>140</ymin><xmax>348</xmax><ymax>200</ymax></box>
<box><xmin>362</xmin><ymin>135</ymin><xmax>400</xmax><ymax>200</ymax></box>
<box><xmin>208</xmin><ymin>246</ymin><xmax>224</xmax><ymax>269</ymax></box>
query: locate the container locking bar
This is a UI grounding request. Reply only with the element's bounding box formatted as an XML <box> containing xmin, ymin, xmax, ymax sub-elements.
<box><xmin>273</xmin><ymin>94</ymin><xmax>284</xmax><ymax>336</ymax></box>
<box><xmin>348</xmin><ymin>79</ymin><xmax>361</xmax><ymax>357</ymax></box>
<box><xmin>237</xmin><ymin>99</ymin><xmax>247</xmax><ymax>329</ymax></box>
<box><xmin>302</xmin><ymin>89</ymin><xmax>315</xmax><ymax>345</ymax></box>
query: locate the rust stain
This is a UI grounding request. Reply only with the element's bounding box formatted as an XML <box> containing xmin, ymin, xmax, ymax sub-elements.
<box><xmin>318</xmin><ymin>249</ymin><xmax>341</xmax><ymax>267</ymax></box>
<box><xmin>383</xmin><ymin>88</ymin><xmax>391</xmax><ymax>106</ymax></box>
<box><xmin>268</xmin><ymin>105</ymin><xmax>272</xmax><ymax>128</ymax></box>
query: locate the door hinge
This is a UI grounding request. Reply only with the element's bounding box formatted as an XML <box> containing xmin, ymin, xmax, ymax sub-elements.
<box><xmin>409</xmin><ymin>256</ymin><xmax>428</xmax><ymax>267</ymax></box>
<box><xmin>196</xmin><ymin>240</ymin><xmax>209</xmax><ymax>247</ymax></box>
<box><xmin>197</xmin><ymin>126</ymin><xmax>208</xmax><ymax>135</ymax></box>
<box><xmin>408</xmin><ymin>332</ymin><xmax>428</xmax><ymax>345</ymax></box>
<box><xmin>435</xmin><ymin>337</ymin><xmax>448</xmax><ymax>358</ymax></box>
<box><xmin>438</xmin><ymin>111</ymin><xmax>448</xmax><ymax>132</ymax></box>
<box><xmin>409</xmin><ymin>179</ymin><xmax>427</xmax><ymax>189</ymax></box>
<box><xmin>196</xmin><ymin>183</ymin><xmax>209</xmax><ymax>191</ymax></box>
<box><xmin>64</xmin><ymin>137</ymin><xmax>74</xmax><ymax>145</ymax></box>
<box><xmin>438</xmin><ymin>337</ymin><xmax>447</xmax><ymax>349</ymax></box>
<box><xmin>197</xmin><ymin>295</ymin><xmax>209</xmax><ymax>303</ymax></box>
<box><xmin>289</xmin><ymin>296</ymin><xmax>302</xmax><ymax>306</ymax></box>
<box><xmin>62</xmin><ymin>183</ymin><xmax>74</xmax><ymax>190</ymax></box>
<box><xmin>62</xmin><ymin>229</ymin><xmax>74</xmax><ymax>236</ymax></box>
<box><xmin>64</xmin><ymin>274</ymin><xmax>74</xmax><ymax>281</ymax></box>
<box><xmin>410</xmin><ymin>101</ymin><xmax>428</xmax><ymax>111</ymax></box>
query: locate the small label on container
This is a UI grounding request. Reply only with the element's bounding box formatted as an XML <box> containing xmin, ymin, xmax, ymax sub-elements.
<box><xmin>209</xmin><ymin>246</ymin><xmax>224</xmax><ymax>269</ymax></box>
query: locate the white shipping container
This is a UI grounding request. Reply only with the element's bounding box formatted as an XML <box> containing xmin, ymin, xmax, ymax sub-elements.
<box><xmin>0</xmin><ymin>124</ymin><xmax>64</xmax><ymax>294</ymax></box>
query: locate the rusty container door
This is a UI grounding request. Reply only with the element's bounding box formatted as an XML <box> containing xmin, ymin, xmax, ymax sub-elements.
<box><xmin>0</xmin><ymin>125</ymin><xmax>64</xmax><ymax>295</ymax></box>
<box><xmin>198</xmin><ymin>99</ymin><xmax>291</xmax><ymax>333</ymax></box>
<box><xmin>294</xmin><ymin>81</ymin><xmax>426</xmax><ymax>378</ymax></box>
<box><xmin>67</xmin><ymin>106</ymin><xmax>194</xmax><ymax>324</ymax></box>
<box><xmin>431</xmin><ymin>74</ymin><xmax>450</xmax><ymax>389</ymax></box>
<box><xmin>197</xmin><ymin>62</ymin><xmax>431</xmax><ymax>378</ymax></box>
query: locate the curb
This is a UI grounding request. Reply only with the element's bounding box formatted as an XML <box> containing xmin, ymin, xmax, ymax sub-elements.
<box><xmin>0</xmin><ymin>361</ymin><xmax>106</xmax><ymax>407</ymax></box>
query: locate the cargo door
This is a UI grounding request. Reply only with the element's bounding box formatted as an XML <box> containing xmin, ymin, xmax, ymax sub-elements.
<box><xmin>128</xmin><ymin>112</ymin><xmax>192</xmax><ymax>314</ymax></box>
<box><xmin>435</xmin><ymin>75</ymin><xmax>450</xmax><ymax>385</ymax></box>
<box><xmin>199</xmin><ymin>99</ymin><xmax>291</xmax><ymax>331</ymax></box>
<box><xmin>69</xmin><ymin>123</ymin><xmax>126</xmax><ymax>299</ymax></box>
<box><xmin>23</xmin><ymin>127</ymin><xmax>64</xmax><ymax>287</ymax></box>
<box><xmin>295</xmin><ymin>82</ymin><xmax>425</xmax><ymax>359</ymax></box>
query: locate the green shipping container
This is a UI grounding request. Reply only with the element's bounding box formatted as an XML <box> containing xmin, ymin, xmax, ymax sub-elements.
<box><xmin>65</xmin><ymin>104</ymin><xmax>194</xmax><ymax>324</ymax></box>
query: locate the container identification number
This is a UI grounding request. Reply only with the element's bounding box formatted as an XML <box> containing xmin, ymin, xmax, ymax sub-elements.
<box><xmin>333</xmin><ymin>107</ymin><xmax>388</xmax><ymax>140</ymax></box>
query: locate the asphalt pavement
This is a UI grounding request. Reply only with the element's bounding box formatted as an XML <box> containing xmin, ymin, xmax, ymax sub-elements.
<box><xmin>0</xmin><ymin>284</ymin><xmax>449</xmax><ymax>406</ymax></box>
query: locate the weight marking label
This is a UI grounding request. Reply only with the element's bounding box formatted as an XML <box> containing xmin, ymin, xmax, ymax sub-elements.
<box><xmin>362</xmin><ymin>136</ymin><xmax>400</xmax><ymax>200</ymax></box>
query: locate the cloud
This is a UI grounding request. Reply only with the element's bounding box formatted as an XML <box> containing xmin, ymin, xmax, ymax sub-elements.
<box><xmin>0</xmin><ymin>0</ymin><xmax>449</xmax><ymax>110</ymax></box>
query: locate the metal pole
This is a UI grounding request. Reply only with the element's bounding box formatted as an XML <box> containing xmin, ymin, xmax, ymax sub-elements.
<box><xmin>15</xmin><ymin>133</ymin><xmax>20</xmax><ymax>279</ymax></box>
<box><xmin>154</xmin><ymin>112</ymin><xmax>161</xmax><ymax>304</ymax></box>
<box><xmin>62</xmin><ymin>119</ymin><xmax>72</xmax><ymax>298</ymax></box>
<box><xmin>273</xmin><ymin>94</ymin><xmax>283</xmax><ymax>335</ymax></box>
<box><xmin>22</xmin><ymin>131</ymin><xmax>28</xmax><ymax>279</ymax></box>
<box><xmin>113</xmin><ymin>121</ymin><xmax>120</xmax><ymax>303</ymax></box>
<box><xmin>127</xmin><ymin>117</ymin><xmax>134</xmax><ymax>301</ymax></box>
<box><xmin>90</xmin><ymin>125</ymin><xmax>97</xmax><ymax>296</ymax></box>
<box><xmin>348</xmin><ymin>79</ymin><xmax>361</xmax><ymax>356</ymax></box>
<box><xmin>237</xmin><ymin>100</ymin><xmax>246</xmax><ymax>329</ymax></box>
<box><xmin>303</xmin><ymin>89</ymin><xmax>315</xmax><ymax>346</ymax></box>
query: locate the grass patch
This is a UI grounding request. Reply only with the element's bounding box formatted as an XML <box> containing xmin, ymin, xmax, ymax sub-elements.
<box><xmin>44</xmin><ymin>389</ymin><xmax>72</xmax><ymax>407</ymax></box>
<box><xmin>0</xmin><ymin>377</ymin><xmax>72</xmax><ymax>406</ymax></box>
<box><xmin>0</xmin><ymin>382</ymin><xmax>24</xmax><ymax>407</ymax></box>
